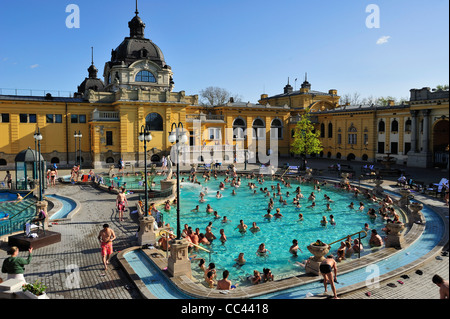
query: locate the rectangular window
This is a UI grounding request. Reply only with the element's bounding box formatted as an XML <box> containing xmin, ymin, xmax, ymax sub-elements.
<box><xmin>337</xmin><ymin>134</ymin><xmax>342</xmax><ymax>145</ymax></box>
<box><xmin>378</xmin><ymin>142</ymin><xmax>385</xmax><ymax>154</ymax></box>
<box><xmin>79</xmin><ymin>114</ymin><xmax>86</xmax><ymax>123</ymax></box>
<box><xmin>404</xmin><ymin>142</ymin><xmax>411</xmax><ymax>154</ymax></box>
<box><xmin>28</xmin><ymin>114</ymin><xmax>36</xmax><ymax>123</ymax></box>
<box><xmin>71</xmin><ymin>114</ymin><xmax>78</xmax><ymax>123</ymax></box>
<box><xmin>208</xmin><ymin>128</ymin><xmax>221</xmax><ymax>140</ymax></box>
<box><xmin>20</xmin><ymin>114</ymin><xmax>28</xmax><ymax>123</ymax></box>
<box><xmin>391</xmin><ymin>142</ymin><xmax>398</xmax><ymax>155</ymax></box>
<box><xmin>106</xmin><ymin>131</ymin><xmax>113</xmax><ymax>146</ymax></box>
<box><xmin>0</xmin><ymin>113</ymin><xmax>9</xmax><ymax>123</ymax></box>
<box><xmin>47</xmin><ymin>114</ymin><xmax>63</xmax><ymax>123</ymax></box>
<box><xmin>364</xmin><ymin>134</ymin><xmax>369</xmax><ymax>146</ymax></box>
<box><xmin>348</xmin><ymin>134</ymin><xmax>357</xmax><ymax>145</ymax></box>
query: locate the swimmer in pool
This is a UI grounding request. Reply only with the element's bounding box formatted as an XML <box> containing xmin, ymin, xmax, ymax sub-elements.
<box><xmin>249</xmin><ymin>222</ymin><xmax>260</xmax><ymax>233</ymax></box>
<box><xmin>235</xmin><ymin>220</ymin><xmax>248</xmax><ymax>233</ymax></box>
<box><xmin>297</xmin><ymin>213</ymin><xmax>304</xmax><ymax>221</ymax></box>
<box><xmin>216</xmin><ymin>191</ymin><xmax>222</xmax><ymax>199</ymax></box>
<box><xmin>274</xmin><ymin>208</ymin><xmax>283</xmax><ymax>218</ymax></box>
<box><xmin>213</xmin><ymin>211</ymin><xmax>221</xmax><ymax>219</ymax></box>
<box><xmin>221</xmin><ymin>216</ymin><xmax>231</xmax><ymax>223</ymax></box>
<box><xmin>289</xmin><ymin>239</ymin><xmax>303</xmax><ymax>257</ymax></box>
<box><xmin>191</xmin><ymin>205</ymin><xmax>199</xmax><ymax>212</ymax></box>
<box><xmin>206</xmin><ymin>204</ymin><xmax>214</xmax><ymax>213</ymax></box>
<box><xmin>219</xmin><ymin>229</ymin><xmax>227</xmax><ymax>243</ymax></box>
<box><xmin>234</xmin><ymin>253</ymin><xmax>246</xmax><ymax>266</ymax></box>
<box><xmin>264</xmin><ymin>209</ymin><xmax>273</xmax><ymax>220</ymax></box>
<box><xmin>320</xmin><ymin>216</ymin><xmax>328</xmax><ymax>226</ymax></box>
<box><xmin>256</xmin><ymin>243</ymin><xmax>270</xmax><ymax>256</ymax></box>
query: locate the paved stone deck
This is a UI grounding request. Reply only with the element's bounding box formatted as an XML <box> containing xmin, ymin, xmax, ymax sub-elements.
<box><xmin>0</xmin><ymin>158</ymin><xmax>448</xmax><ymax>300</ymax></box>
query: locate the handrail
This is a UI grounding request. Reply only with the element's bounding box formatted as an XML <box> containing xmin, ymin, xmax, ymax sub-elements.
<box><xmin>14</xmin><ymin>186</ymin><xmax>38</xmax><ymax>205</ymax></box>
<box><xmin>9</xmin><ymin>201</ymin><xmax>36</xmax><ymax>220</ymax></box>
<box><xmin>280</xmin><ymin>167</ymin><xmax>290</xmax><ymax>178</ymax></box>
<box><xmin>327</xmin><ymin>230</ymin><xmax>368</xmax><ymax>247</ymax></box>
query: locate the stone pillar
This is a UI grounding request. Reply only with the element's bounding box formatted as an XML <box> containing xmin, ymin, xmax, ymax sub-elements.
<box><xmin>385</xmin><ymin>222</ymin><xmax>405</xmax><ymax>249</ymax></box>
<box><xmin>305</xmin><ymin>243</ymin><xmax>330</xmax><ymax>276</ymax></box>
<box><xmin>421</xmin><ymin>109</ymin><xmax>431</xmax><ymax>154</ymax></box>
<box><xmin>372</xmin><ymin>178</ymin><xmax>384</xmax><ymax>197</ymax></box>
<box><xmin>167</xmin><ymin>239</ymin><xmax>193</xmax><ymax>278</ymax></box>
<box><xmin>160</xmin><ymin>179</ymin><xmax>176</xmax><ymax>195</ymax></box>
<box><xmin>409</xmin><ymin>202</ymin><xmax>425</xmax><ymax>224</ymax></box>
<box><xmin>35</xmin><ymin>200</ymin><xmax>49</xmax><ymax>231</ymax></box>
<box><xmin>397</xmin><ymin>189</ymin><xmax>411</xmax><ymax>209</ymax></box>
<box><xmin>137</xmin><ymin>215</ymin><xmax>157</xmax><ymax>246</ymax></box>
<box><xmin>409</xmin><ymin>110</ymin><xmax>418</xmax><ymax>154</ymax></box>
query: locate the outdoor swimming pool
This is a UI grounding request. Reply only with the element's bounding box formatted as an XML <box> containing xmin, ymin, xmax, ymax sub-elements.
<box><xmin>160</xmin><ymin>176</ymin><xmax>391</xmax><ymax>285</ymax></box>
<box><xmin>124</xmin><ymin>193</ymin><xmax>445</xmax><ymax>299</ymax></box>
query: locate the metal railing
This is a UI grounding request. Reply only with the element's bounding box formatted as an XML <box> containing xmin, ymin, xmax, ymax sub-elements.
<box><xmin>327</xmin><ymin>230</ymin><xmax>368</xmax><ymax>259</ymax></box>
<box><xmin>0</xmin><ymin>88</ymin><xmax>74</xmax><ymax>97</ymax></box>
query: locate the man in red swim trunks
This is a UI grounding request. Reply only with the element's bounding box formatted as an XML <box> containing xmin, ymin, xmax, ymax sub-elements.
<box><xmin>98</xmin><ymin>224</ymin><xmax>116</xmax><ymax>271</ymax></box>
<box><xmin>116</xmin><ymin>190</ymin><xmax>128</xmax><ymax>222</ymax></box>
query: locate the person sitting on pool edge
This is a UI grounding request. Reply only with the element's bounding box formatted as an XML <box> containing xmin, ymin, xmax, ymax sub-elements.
<box><xmin>262</xmin><ymin>268</ymin><xmax>274</xmax><ymax>282</ymax></box>
<box><xmin>217</xmin><ymin>270</ymin><xmax>237</xmax><ymax>290</ymax></box>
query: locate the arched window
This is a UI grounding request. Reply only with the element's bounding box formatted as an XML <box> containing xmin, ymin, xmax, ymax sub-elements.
<box><xmin>106</xmin><ymin>157</ymin><xmax>115</xmax><ymax>164</ymax></box>
<box><xmin>348</xmin><ymin>125</ymin><xmax>357</xmax><ymax>145</ymax></box>
<box><xmin>145</xmin><ymin>113</ymin><xmax>164</xmax><ymax>131</ymax></box>
<box><xmin>271</xmin><ymin>118</ymin><xmax>283</xmax><ymax>139</ymax></box>
<box><xmin>378</xmin><ymin>120</ymin><xmax>385</xmax><ymax>132</ymax></box>
<box><xmin>405</xmin><ymin>119</ymin><xmax>412</xmax><ymax>132</ymax></box>
<box><xmin>233</xmin><ymin>118</ymin><xmax>246</xmax><ymax>139</ymax></box>
<box><xmin>391</xmin><ymin>119</ymin><xmax>399</xmax><ymax>132</ymax></box>
<box><xmin>328</xmin><ymin>123</ymin><xmax>333</xmax><ymax>138</ymax></box>
<box><xmin>135</xmin><ymin>70</ymin><xmax>156</xmax><ymax>83</ymax></box>
<box><xmin>0</xmin><ymin>159</ymin><xmax>6</xmax><ymax>166</ymax></box>
<box><xmin>252</xmin><ymin>118</ymin><xmax>265</xmax><ymax>140</ymax></box>
<box><xmin>50</xmin><ymin>157</ymin><xmax>60</xmax><ymax>164</ymax></box>
<box><xmin>320</xmin><ymin>123</ymin><xmax>325</xmax><ymax>138</ymax></box>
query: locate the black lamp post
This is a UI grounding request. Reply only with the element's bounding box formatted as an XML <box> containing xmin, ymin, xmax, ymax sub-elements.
<box><xmin>33</xmin><ymin>128</ymin><xmax>43</xmax><ymax>201</ymax></box>
<box><xmin>168</xmin><ymin>122</ymin><xmax>188</xmax><ymax>240</ymax></box>
<box><xmin>138</xmin><ymin>125</ymin><xmax>152</xmax><ymax>217</ymax></box>
<box><xmin>74</xmin><ymin>131</ymin><xmax>82</xmax><ymax>169</ymax></box>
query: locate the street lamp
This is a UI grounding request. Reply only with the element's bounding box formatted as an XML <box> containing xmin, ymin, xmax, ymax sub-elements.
<box><xmin>138</xmin><ymin>125</ymin><xmax>152</xmax><ymax>217</ymax></box>
<box><xmin>33</xmin><ymin>128</ymin><xmax>43</xmax><ymax>201</ymax></box>
<box><xmin>168</xmin><ymin>122</ymin><xmax>188</xmax><ymax>240</ymax></box>
<box><xmin>74</xmin><ymin>131</ymin><xmax>82</xmax><ymax>169</ymax></box>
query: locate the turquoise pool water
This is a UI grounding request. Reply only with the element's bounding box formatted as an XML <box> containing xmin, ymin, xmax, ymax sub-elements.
<box><xmin>124</xmin><ymin>249</ymin><xmax>192</xmax><ymax>299</ymax></box>
<box><xmin>46</xmin><ymin>194</ymin><xmax>77</xmax><ymax>220</ymax></box>
<box><xmin>161</xmin><ymin>176</ymin><xmax>390</xmax><ymax>285</ymax></box>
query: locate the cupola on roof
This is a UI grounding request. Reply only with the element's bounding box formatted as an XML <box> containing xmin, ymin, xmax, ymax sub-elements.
<box><xmin>108</xmin><ymin>2</ymin><xmax>167</xmax><ymax>69</ymax></box>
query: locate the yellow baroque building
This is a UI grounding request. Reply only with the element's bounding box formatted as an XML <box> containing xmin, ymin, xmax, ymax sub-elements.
<box><xmin>0</xmin><ymin>9</ymin><xmax>448</xmax><ymax>171</ymax></box>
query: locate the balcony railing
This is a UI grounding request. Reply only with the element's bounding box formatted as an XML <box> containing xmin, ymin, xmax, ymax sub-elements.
<box><xmin>91</xmin><ymin>109</ymin><xmax>120</xmax><ymax>122</ymax></box>
<box><xmin>186</xmin><ymin>114</ymin><xmax>225</xmax><ymax>122</ymax></box>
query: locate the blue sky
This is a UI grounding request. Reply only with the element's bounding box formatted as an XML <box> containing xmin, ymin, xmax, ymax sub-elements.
<box><xmin>0</xmin><ymin>0</ymin><xmax>448</xmax><ymax>102</ymax></box>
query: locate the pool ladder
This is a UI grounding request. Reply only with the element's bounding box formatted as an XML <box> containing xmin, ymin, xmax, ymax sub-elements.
<box><xmin>326</xmin><ymin>230</ymin><xmax>368</xmax><ymax>259</ymax></box>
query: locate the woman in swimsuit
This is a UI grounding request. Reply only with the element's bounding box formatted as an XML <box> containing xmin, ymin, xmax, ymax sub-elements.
<box><xmin>256</xmin><ymin>243</ymin><xmax>270</xmax><ymax>257</ymax></box>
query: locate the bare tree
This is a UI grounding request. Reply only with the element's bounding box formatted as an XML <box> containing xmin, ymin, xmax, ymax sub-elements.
<box><xmin>199</xmin><ymin>87</ymin><xmax>232</xmax><ymax>106</ymax></box>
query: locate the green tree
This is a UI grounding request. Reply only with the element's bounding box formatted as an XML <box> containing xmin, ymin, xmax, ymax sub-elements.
<box><xmin>291</xmin><ymin>109</ymin><xmax>323</xmax><ymax>170</ymax></box>
<box><xmin>436</xmin><ymin>84</ymin><xmax>449</xmax><ymax>91</ymax></box>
